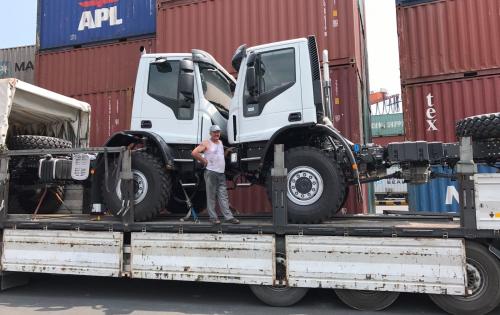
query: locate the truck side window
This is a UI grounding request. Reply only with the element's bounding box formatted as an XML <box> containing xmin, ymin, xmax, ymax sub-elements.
<box><xmin>200</xmin><ymin>66</ymin><xmax>233</xmax><ymax>119</ymax></box>
<box><xmin>147</xmin><ymin>61</ymin><xmax>194</xmax><ymax>120</ymax></box>
<box><xmin>244</xmin><ymin>48</ymin><xmax>296</xmax><ymax>117</ymax></box>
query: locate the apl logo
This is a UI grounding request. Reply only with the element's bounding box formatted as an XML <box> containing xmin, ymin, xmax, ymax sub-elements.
<box><xmin>78</xmin><ymin>0</ymin><xmax>123</xmax><ymax>31</ymax></box>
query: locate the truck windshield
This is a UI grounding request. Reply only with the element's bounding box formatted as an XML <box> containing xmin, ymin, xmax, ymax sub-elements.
<box><xmin>200</xmin><ymin>66</ymin><xmax>233</xmax><ymax>118</ymax></box>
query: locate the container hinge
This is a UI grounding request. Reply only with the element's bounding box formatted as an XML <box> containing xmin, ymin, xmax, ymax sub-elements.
<box><xmin>178</xmin><ymin>225</ymin><xmax>183</xmax><ymax>234</ymax></box>
<box><xmin>443</xmin><ymin>232</ymin><xmax>449</xmax><ymax>239</ymax></box>
<box><xmin>217</xmin><ymin>228</ymin><xmax>223</xmax><ymax>235</ymax></box>
<box><xmin>298</xmin><ymin>228</ymin><xmax>304</xmax><ymax>236</ymax></box>
<box><xmin>258</xmin><ymin>227</ymin><xmax>263</xmax><ymax>235</ymax></box>
<box><xmin>43</xmin><ymin>225</ymin><xmax>48</xmax><ymax>231</ymax></box>
<box><xmin>391</xmin><ymin>230</ymin><xmax>398</xmax><ymax>238</ymax></box>
<box><xmin>141</xmin><ymin>226</ymin><xmax>147</xmax><ymax>233</ymax></box>
<box><xmin>108</xmin><ymin>226</ymin><xmax>114</xmax><ymax>232</ymax></box>
<box><xmin>343</xmin><ymin>228</ymin><xmax>349</xmax><ymax>237</ymax></box>
<box><xmin>75</xmin><ymin>226</ymin><xmax>80</xmax><ymax>232</ymax></box>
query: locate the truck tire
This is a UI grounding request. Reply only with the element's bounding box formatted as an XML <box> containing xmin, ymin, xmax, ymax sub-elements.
<box><xmin>273</xmin><ymin>146</ymin><xmax>346</xmax><ymax>223</ymax></box>
<box><xmin>429</xmin><ymin>241</ymin><xmax>500</xmax><ymax>315</ymax></box>
<box><xmin>102</xmin><ymin>151</ymin><xmax>172</xmax><ymax>221</ymax></box>
<box><xmin>456</xmin><ymin>112</ymin><xmax>500</xmax><ymax>140</ymax></box>
<box><xmin>249</xmin><ymin>285</ymin><xmax>309</xmax><ymax>307</ymax></box>
<box><xmin>7</xmin><ymin>135</ymin><xmax>72</xmax><ymax>214</ymax></box>
<box><xmin>334</xmin><ymin>290</ymin><xmax>400</xmax><ymax>311</ymax></box>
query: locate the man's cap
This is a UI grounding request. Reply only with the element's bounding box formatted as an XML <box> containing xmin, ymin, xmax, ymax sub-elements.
<box><xmin>210</xmin><ymin>125</ymin><xmax>221</xmax><ymax>132</ymax></box>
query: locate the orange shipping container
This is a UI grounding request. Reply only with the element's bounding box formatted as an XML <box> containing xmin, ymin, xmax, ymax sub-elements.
<box><xmin>397</xmin><ymin>0</ymin><xmax>500</xmax><ymax>84</ymax></box>
<box><xmin>35</xmin><ymin>37</ymin><xmax>156</xmax><ymax>96</ymax></box>
<box><xmin>157</xmin><ymin>0</ymin><xmax>367</xmax><ymax>73</ymax></box>
<box><xmin>403</xmin><ymin>73</ymin><xmax>500</xmax><ymax>143</ymax></box>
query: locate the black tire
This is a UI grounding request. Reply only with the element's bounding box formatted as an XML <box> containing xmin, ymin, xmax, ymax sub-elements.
<box><xmin>102</xmin><ymin>151</ymin><xmax>172</xmax><ymax>222</ymax></box>
<box><xmin>9</xmin><ymin>187</ymin><xmax>64</xmax><ymax>214</ymax></box>
<box><xmin>249</xmin><ymin>285</ymin><xmax>309</xmax><ymax>307</ymax></box>
<box><xmin>429</xmin><ymin>241</ymin><xmax>500</xmax><ymax>315</ymax></box>
<box><xmin>7</xmin><ymin>135</ymin><xmax>72</xmax><ymax>214</ymax></box>
<box><xmin>456</xmin><ymin>112</ymin><xmax>500</xmax><ymax>140</ymax></box>
<box><xmin>7</xmin><ymin>135</ymin><xmax>72</xmax><ymax>150</ymax></box>
<box><xmin>335</xmin><ymin>289</ymin><xmax>400</xmax><ymax>311</ymax></box>
<box><xmin>268</xmin><ymin>146</ymin><xmax>346</xmax><ymax>224</ymax></box>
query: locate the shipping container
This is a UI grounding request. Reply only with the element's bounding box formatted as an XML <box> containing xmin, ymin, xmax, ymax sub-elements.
<box><xmin>372</xmin><ymin>135</ymin><xmax>405</xmax><ymax>146</ymax></box>
<box><xmin>397</xmin><ymin>0</ymin><xmax>500</xmax><ymax>84</ymax></box>
<box><xmin>73</xmin><ymin>88</ymin><xmax>133</xmax><ymax>146</ymax></box>
<box><xmin>330</xmin><ymin>64</ymin><xmax>366</xmax><ymax>144</ymax></box>
<box><xmin>0</xmin><ymin>46</ymin><xmax>36</xmax><ymax>84</ymax></box>
<box><xmin>38</xmin><ymin>0</ymin><xmax>156</xmax><ymax>50</ymax></box>
<box><xmin>409</xmin><ymin>164</ymin><xmax>499</xmax><ymax>212</ymax></box>
<box><xmin>228</xmin><ymin>186</ymin><xmax>272</xmax><ymax>215</ymax></box>
<box><xmin>374</xmin><ymin>165</ymin><xmax>407</xmax><ymax>195</ymax></box>
<box><xmin>403</xmin><ymin>73</ymin><xmax>500</xmax><ymax>142</ymax></box>
<box><xmin>371</xmin><ymin>113</ymin><xmax>404</xmax><ymax>137</ymax></box>
<box><xmin>35</xmin><ymin>37</ymin><xmax>155</xmax><ymax>96</ymax></box>
<box><xmin>156</xmin><ymin>0</ymin><xmax>367</xmax><ymax>73</ymax></box>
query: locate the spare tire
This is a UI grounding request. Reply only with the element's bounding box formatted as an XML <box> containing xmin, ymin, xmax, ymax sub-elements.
<box><xmin>456</xmin><ymin>113</ymin><xmax>500</xmax><ymax>140</ymax></box>
<box><xmin>7</xmin><ymin>135</ymin><xmax>72</xmax><ymax>214</ymax></box>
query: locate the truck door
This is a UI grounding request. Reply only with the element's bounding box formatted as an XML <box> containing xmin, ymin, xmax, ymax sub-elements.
<box><xmin>139</xmin><ymin>59</ymin><xmax>199</xmax><ymax>144</ymax></box>
<box><xmin>237</xmin><ymin>42</ymin><xmax>303</xmax><ymax>143</ymax></box>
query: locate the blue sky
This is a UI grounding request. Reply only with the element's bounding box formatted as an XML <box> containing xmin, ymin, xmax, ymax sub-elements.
<box><xmin>0</xmin><ymin>0</ymin><xmax>401</xmax><ymax>94</ymax></box>
<box><xmin>0</xmin><ymin>0</ymin><xmax>37</xmax><ymax>48</ymax></box>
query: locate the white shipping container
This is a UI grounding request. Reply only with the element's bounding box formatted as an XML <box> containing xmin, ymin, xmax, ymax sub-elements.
<box><xmin>0</xmin><ymin>45</ymin><xmax>35</xmax><ymax>84</ymax></box>
<box><xmin>374</xmin><ymin>165</ymin><xmax>407</xmax><ymax>195</ymax></box>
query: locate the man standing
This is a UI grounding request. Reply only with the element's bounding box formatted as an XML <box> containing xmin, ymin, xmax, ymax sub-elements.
<box><xmin>192</xmin><ymin>125</ymin><xmax>240</xmax><ymax>224</ymax></box>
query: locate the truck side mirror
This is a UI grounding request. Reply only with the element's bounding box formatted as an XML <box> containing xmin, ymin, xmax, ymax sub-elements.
<box><xmin>178</xmin><ymin>59</ymin><xmax>195</xmax><ymax>101</ymax></box>
<box><xmin>246</xmin><ymin>66</ymin><xmax>258</xmax><ymax>97</ymax></box>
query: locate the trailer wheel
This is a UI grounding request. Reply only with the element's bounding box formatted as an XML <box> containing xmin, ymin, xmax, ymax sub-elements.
<box><xmin>456</xmin><ymin>112</ymin><xmax>500</xmax><ymax>140</ymax></box>
<box><xmin>7</xmin><ymin>135</ymin><xmax>72</xmax><ymax>214</ymax></box>
<box><xmin>429</xmin><ymin>241</ymin><xmax>500</xmax><ymax>315</ymax></box>
<box><xmin>102</xmin><ymin>151</ymin><xmax>172</xmax><ymax>221</ymax></box>
<box><xmin>250</xmin><ymin>285</ymin><xmax>308</xmax><ymax>307</ymax></box>
<box><xmin>334</xmin><ymin>289</ymin><xmax>400</xmax><ymax>311</ymax></box>
<box><xmin>274</xmin><ymin>146</ymin><xmax>346</xmax><ymax>223</ymax></box>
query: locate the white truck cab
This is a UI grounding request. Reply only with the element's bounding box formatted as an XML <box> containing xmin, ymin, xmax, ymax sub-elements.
<box><xmin>131</xmin><ymin>52</ymin><xmax>235</xmax><ymax>144</ymax></box>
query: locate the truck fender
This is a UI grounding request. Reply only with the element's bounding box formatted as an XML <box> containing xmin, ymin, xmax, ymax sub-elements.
<box><xmin>259</xmin><ymin>123</ymin><xmax>356</xmax><ymax>169</ymax></box>
<box><xmin>105</xmin><ymin>131</ymin><xmax>175</xmax><ymax>169</ymax></box>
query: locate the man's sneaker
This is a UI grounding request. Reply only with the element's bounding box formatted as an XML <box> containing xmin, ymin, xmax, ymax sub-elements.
<box><xmin>209</xmin><ymin>218</ymin><xmax>221</xmax><ymax>225</ymax></box>
<box><xmin>225</xmin><ymin>218</ymin><xmax>240</xmax><ymax>224</ymax></box>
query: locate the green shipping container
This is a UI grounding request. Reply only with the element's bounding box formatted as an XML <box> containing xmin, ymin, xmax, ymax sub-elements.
<box><xmin>371</xmin><ymin>113</ymin><xmax>404</xmax><ymax>137</ymax></box>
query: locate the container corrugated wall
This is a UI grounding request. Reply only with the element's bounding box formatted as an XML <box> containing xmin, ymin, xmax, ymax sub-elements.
<box><xmin>156</xmin><ymin>0</ymin><xmax>367</xmax><ymax>72</ymax></box>
<box><xmin>73</xmin><ymin>88</ymin><xmax>133</xmax><ymax>146</ymax></box>
<box><xmin>0</xmin><ymin>46</ymin><xmax>36</xmax><ymax>84</ymax></box>
<box><xmin>397</xmin><ymin>0</ymin><xmax>500</xmax><ymax>84</ymax></box>
<box><xmin>38</xmin><ymin>0</ymin><xmax>156</xmax><ymax>50</ymax></box>
<box><xmin>409</xmin><ymin>164</ymin><xmax>499</xmax><ymax>212</ymax></box>
<box><xmin>35</xmin><ymin>37</ymin><xmax>155</xmax><ymax>96</ymax></box>
<box><xmin>403</xmin><ymin>73</ymin><xmax>500</xmax><ymax>142</ymax></box>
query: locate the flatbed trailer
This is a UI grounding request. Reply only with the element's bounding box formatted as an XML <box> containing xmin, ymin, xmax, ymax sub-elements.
<box><xmin>0</xmin><ymin>143</ymin><xmax>499</xmax><ymax>315</ymax></box>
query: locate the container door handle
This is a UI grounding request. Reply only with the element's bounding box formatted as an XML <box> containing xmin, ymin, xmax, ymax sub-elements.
<box><xmin>141</xmin><ymin>120</ymin><xmax>152</xmax><ymax>129</ymax></box>
<box><xmin>288</xmin><ymin>112</ymin><xmax>302</xmax><ymax>122</ymax></box>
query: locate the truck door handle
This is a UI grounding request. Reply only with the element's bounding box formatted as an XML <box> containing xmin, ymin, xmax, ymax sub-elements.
<box><xmin>141</xmin><ymin>120</ymin><xmax>152</xmax><ymax>129</ymax></box>
<box><xmin>288</xmin><ymin>112</ymin><xmax>302</xmax><ymax>122</ymax></box>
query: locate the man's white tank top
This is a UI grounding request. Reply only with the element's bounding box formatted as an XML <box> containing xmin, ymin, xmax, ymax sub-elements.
<box><xmin>205</xmin><ymin>140</ymin><xmax>225</xmax><ymax>173</ymax></box>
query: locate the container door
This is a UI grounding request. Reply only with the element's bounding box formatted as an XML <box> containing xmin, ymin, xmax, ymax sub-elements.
<box><xmin>140</xmin><ymin>59</ymin><xmax>198</xmax><ymax>144</ymax></box>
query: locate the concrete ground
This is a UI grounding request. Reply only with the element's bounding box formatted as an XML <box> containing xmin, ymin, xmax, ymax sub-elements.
<box><xmin>2</xmin><ymin>274</ymin><xmax>498</xmax><ymax>315</ymax></box>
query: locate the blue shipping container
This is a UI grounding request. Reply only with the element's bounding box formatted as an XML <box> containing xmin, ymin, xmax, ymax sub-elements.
<box><xmin>409</xmin><ymin>164</ymin><xmax>499</xmax><ymax>213</ymax></box>
<box><xmin>38</xmin><ymin>0</ymin><xmax>156</xmax><ymax>50</ymax></box>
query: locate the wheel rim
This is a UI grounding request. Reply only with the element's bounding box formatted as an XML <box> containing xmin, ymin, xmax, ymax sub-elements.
<box><xmin>464</xmin><ymin>260</ymin><xmax>486</xmax><ymax>298</ymax></box>
<box><xmin>287</xmin><ymin>166</ymin><xmax>324</xmax><ymax>206</ymax></box>
<box><xmin>116</xmin><ymin>170</ymin><xmax>149</xmax><ymax>205</ymax></box>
